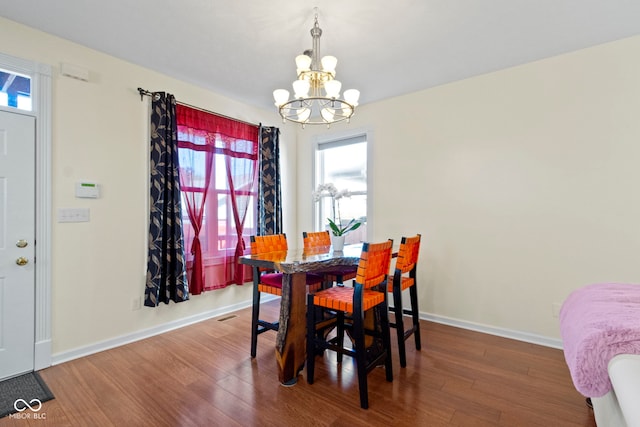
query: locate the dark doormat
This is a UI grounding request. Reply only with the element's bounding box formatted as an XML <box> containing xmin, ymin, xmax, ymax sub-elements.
<box><xmin>0</xmin><ymin>371</ymin><xmax>54</xmax><ymax>418</ymax></box>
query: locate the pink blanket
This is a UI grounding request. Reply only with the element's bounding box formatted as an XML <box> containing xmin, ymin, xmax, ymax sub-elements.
<box><xmin>560</xmin><ymin>283</ymin><xmax>640</xmax><ymax>397</ymax></box>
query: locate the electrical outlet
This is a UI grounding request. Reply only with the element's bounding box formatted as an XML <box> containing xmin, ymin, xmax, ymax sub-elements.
<box><xmin>552</xmin><ymin>302</ymin><xmax>562</xmax><ymax>318</ymax></box>
<box><xmin>131</xmin><ymin>297</ymin><xmax>142</xmax><ymax>311</ymax></box>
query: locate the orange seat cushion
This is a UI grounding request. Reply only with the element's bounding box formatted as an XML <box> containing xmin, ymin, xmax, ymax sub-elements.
<box><xmin>308</xmin><ymin>282</ymin><xmax>323</xmax><ymax>293</ymax></box>
<box><xmin>312</xmin><ymin>286</ymin><xmax>385</xmax><ymax>313</ymax></box>
<box><xmin>258</xmin><ymin>282</ymin><xmax>283</xmax><ymax>296</ymax></box>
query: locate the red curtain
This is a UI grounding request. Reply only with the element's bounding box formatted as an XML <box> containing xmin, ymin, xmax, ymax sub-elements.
<box><xmin>176</xmin><ymin>105</ymin><xmax>258</xmax><ymax>294</ymax></box>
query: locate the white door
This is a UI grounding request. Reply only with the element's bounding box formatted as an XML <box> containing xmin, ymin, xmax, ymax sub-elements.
<box><xmin>0</xmin><ymin>110</ymin><xmax>35</xmax><ymax>380</ymax></box>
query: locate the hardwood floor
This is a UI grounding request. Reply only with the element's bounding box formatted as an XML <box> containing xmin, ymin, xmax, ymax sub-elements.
<box><xmin>1</xmin><ymin>300</ymin><xmax>595</xmax><ymax>426</ymax></box>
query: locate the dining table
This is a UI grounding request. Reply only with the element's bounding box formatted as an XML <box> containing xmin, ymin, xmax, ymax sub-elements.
<box><xmin>239</xmin><ymin>243</ymin><xmax>365</xmax><ymax>385</ymax></box>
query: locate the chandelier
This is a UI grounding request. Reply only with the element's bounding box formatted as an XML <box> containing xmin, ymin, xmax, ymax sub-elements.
<box><xmin>273</xmin><ymin>9</ymin><xmax>360</xmax><ymax>127</ymax></box>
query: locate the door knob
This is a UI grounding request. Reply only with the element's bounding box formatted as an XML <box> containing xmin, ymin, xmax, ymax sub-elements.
<box><xmin>16</xmin><ymin>257</ymin><xmax>28</xmax><ymax>266</ymax></box>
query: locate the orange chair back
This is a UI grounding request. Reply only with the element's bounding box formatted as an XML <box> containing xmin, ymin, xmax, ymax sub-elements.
<box><xmin>251</xmin><ymin>234</ymin><xmax>288</xmax><ymax>255</ymax></box>
<box><xmin>355</xmin><ymin>240</ymin><xmax>393</xmax><ymax>290</ymax></box>
<box><xmin>395</xmin><ymin>234</ymin><xmax>421</xmax><ymax>274</ymax></box>
<box><xmin>303</xmin><ymin>231</ymin><xmax>331</xmax><ymax>249</ymax></box>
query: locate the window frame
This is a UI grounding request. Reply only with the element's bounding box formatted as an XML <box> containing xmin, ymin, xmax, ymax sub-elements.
<box><xmin>312</xmin><ymin>130</ymin><xmax>372</xmax><ymax>242</ymax></box>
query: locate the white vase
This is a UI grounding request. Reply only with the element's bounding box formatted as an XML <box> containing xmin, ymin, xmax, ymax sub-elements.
<box><xmin>331</xmin><ymin>234</ymin><xmax>345</xmax><ymax>251</ymax></box>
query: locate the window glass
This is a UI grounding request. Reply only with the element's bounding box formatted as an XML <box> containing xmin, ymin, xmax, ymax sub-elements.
<box><xmin>315</xmin><ymin>135</ymin><xmax>367</xmax><ymax>244</ymax></box>
<box><xmin>0</xmin><ymin>70</ymin><xmax>32</xmax><ymax>111</ymax></box>
<box><xmin>179</xmin><ymin>135</ymin><xmax>258</xmax><ymax>259</ymax></box>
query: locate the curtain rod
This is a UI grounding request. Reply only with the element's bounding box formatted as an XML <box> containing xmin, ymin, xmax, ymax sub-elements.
<box><xmin>137</xmin><ymin>87</ymin><xmax>259</xmax><ymax>128</ymax></box>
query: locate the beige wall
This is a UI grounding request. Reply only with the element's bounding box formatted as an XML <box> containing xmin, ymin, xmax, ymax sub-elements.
<box><xmin>297</xmin><ymin>35</ymin><xmax>640</xmax><ymax>340</ymax></box>
<box><xmin>0</xmin><ymin>17</ymin><xmax>296</xmax><ymax>356</ymax></box>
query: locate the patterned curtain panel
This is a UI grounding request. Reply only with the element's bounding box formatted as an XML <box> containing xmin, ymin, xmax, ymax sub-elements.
<box><xmin>258</xmin><ymin>126</ymin><xmax>282</xmax><ymax>235</ymax></box>
<box><xmin>144</xmin><ymin>92</ymin><xmax>189</xmax><ymax>307</ymax></box>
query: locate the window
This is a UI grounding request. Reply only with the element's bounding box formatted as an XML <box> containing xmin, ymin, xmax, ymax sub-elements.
<box><xmin>178</xmin><ymin>140</ymin><xmax>257</xmax><ymax>258</ymax></box>
<box><xmin>0</xmin><ymin>69</ymin><xmax>32</xmax><ymax>111</ymax></box>
<box><xmin>176</xmin><ymin>105</ymin><xmax>258</xmax><ymax>290</ymax></box>
<box><xmin>315</xmin><ymin>134</ymin><xmax>367</xmax><ymax>244</ymax></box>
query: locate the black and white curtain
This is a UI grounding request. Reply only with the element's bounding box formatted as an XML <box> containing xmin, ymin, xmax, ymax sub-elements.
<box><xmin>144</xmin><ymin>92</ymin><xmax>189</xmax><ymax>306</ymax></box>
<box><xmin>258</xmin><ymin>126</ymin><xmax>282</xmax><ymax>235</ymax></box>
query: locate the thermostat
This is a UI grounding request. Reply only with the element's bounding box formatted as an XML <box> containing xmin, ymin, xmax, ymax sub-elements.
<box><xmin>75</xmin><ymin>182</ymin><xmax>100</xmax><ymax>198</ymax></box>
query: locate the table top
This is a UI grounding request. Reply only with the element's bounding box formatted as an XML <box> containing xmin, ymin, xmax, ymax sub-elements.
<box><xmin>238</xmin><ymin>243</ymin><xmax>363</xmax><ymax>274</ymax></box>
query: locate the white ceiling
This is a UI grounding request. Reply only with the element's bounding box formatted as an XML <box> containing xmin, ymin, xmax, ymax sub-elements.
<box><xmin>2</xmin><ymin>0</ymin><xmax>640</xmax><ymax>110</ymax></box>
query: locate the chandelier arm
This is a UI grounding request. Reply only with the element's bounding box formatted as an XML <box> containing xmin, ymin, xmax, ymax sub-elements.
<box><xmin>278</xmin><ymin>97</ymin><xmax>355</xmax><ymax>125</ymax></box>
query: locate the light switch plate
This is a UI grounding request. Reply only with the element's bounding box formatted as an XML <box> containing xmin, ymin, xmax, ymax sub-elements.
<box><xmin>57</xmin><ymin>208</ymin><xmax>90</xmax><ymax>223</ymax></box>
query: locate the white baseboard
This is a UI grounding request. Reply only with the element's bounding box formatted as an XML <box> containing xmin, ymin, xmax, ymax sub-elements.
<box><xmin>421</xmin><ymin>312</ymin><xmax>563</xmax><ymax>349</ymax></box>
<box><xmin>51</xmin><ymin>296</ymin><xmax>561</xmax><ymax>366</ymax></box>
<box><xmin>51</xmin><ymin>295</ymin><xmax>278</xmax><ymax>365</ymax></box>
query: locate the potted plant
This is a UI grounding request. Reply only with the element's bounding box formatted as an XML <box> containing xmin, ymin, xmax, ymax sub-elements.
<box><xmin>312</xmin><ymin>183</ymin><xmax>362</xmax><ymax>250</ymax></box>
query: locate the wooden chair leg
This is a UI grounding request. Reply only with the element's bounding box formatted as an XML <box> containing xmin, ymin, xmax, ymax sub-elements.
<box><xmin>392</xmin><ymin>284</ymin><xmax>407</xmax><ymax>367</ymax></box>
<box><xmin>306</xmin><ymin>293</ymin><xmax>316</xmax><ymax>384</ymax></box>
<box><xmin>409</xmin><ymin>284</ymin><xmax>421</xmax><ymax>351</ymax></box>
<box><xmin>250</xmin><ymin>284</ymin><xmax>261</xmax><ymax>358</ymax></box>
<box><xmin>352</xmin><ymin>310</ymin><xmax>369</xmax><ymax>409</ymax></box>
<box><xmin>336</xmin><ymin>311</ymin><xmax>345</xmax><ymax>364</ymax></box>
<box><xmin>380</xmin><ymin>302</ymin><xmax>394</xmax><ymax>382</ymax></box>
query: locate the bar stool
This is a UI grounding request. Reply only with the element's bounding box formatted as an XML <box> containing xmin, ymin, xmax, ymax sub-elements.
<box><xmin>249</xmin><ymin>234</ymin><xmax>323</xmax><ymax>358</ymax></box>
<box><xmin>388</xmin><ymin>234</ymin><xmax>422</xmax><ymax>367</ymax></box>
<box><xmin>306</xmin><ymin>239</ymin><xmax>394</xmax><ymax>409</ymax></box>
<box><xmin>302</xmin><ymin>231</ymin><xmax>358</xmax><ymax>286</ymax></box>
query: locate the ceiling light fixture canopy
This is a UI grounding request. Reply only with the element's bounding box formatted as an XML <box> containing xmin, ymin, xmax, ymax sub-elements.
<box><xmin>273</xmin><ymin>8</ymin><xmax>360</xmax><ymax>127</ymax></box>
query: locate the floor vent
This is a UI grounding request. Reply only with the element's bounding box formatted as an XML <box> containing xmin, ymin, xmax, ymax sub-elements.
<box><xmin>217</xmin><ymin>315</ymin><xmax>237</xmax><ymax>322</ymax></box>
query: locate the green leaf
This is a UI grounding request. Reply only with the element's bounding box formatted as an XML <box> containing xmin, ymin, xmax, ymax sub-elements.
<box><xmin>327</xmin><ymin>219</ymin><xmax>342</xmax><ymax>236</ymax></box>
<box><xmin>344</xmin><ymin>220</ymin><xmax>361</xmax><ymax>233</ymax></box>
<box><xmin>327</xmin><ymin>218</ymin><xmax>361</xmax><ymax>236</ymax></box>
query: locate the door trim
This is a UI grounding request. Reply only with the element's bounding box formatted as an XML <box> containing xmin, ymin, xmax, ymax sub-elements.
<box><xmin>0</xmin><ymin>52</ymin><xmax>52</xmax><ymax>370</ymax></box>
